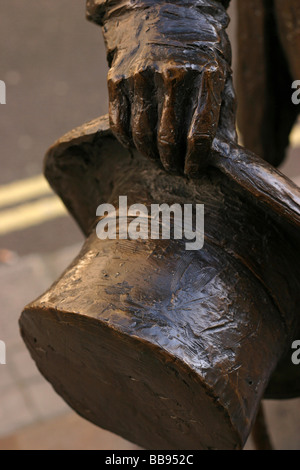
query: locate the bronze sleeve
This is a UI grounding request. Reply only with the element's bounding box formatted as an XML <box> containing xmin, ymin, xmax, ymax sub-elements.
<box><xmin>86</xmin><ymin>0</ymin><xmax>231</xmax><ymax>26</ymax></box>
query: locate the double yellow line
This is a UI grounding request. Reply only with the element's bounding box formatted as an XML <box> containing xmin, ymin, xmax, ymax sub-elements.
<box><xmin>0</xmin><ymin>174</ymin><xmax>67</xmax><ymax>236</ymax></box>
<box><xmin>0</xmin><ymin>125</ymin><xmax>300</xmax><ymax>237</ymax></box>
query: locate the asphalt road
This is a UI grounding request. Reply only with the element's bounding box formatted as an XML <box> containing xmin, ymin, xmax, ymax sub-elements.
<box><xmin>0</xmin><ymin>2</ymin><xmax>215</xmax><ymax>255</ymax></box>
<box><xmin>0</xmin><ymin>1</ymin><xmax>239</xmax><ymax>256</ymax></box>
<box><xmin>0</xmin><ymin>1</ymin><xmax>109</xmax><ymax>254</ymax></box>
<box><xmin>0</xmin><ymin>0</ymin><xmax>298</xmax><ymax>258</ymax></box>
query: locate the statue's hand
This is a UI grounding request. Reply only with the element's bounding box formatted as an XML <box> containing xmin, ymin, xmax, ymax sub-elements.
<box><xmin>103</xmin><ymin>1</ymin><xmax>237</xmax><ymax>176</ymax></box>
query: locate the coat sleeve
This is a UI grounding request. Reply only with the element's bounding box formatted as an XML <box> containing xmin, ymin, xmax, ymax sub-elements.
<box><xmin>86</xmin><ymin>0</ymin><xmax>231</xmax><ymax>26</ymax></box>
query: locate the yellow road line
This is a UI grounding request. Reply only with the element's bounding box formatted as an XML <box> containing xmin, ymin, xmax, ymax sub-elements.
<box><xmin>0</xmin><ymin>196</ymin><xmax>67</xmax><ymax>236</ymax></box>
<box><xmin>290</xmin><ymin>125</ymin><xmax>300</xmax><ymax>148</ymax></box>
<box><xmin>0</xmin><ymin>124</ymin><xmax>299</xmax><ymax>237</ymax></box>
<box><xmin>0</xmin><ymin>174</ymin><xmax>52</xmax><ymax>209</ymax></box>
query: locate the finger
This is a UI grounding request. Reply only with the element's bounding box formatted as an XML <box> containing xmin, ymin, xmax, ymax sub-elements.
<box><xmin>185</xmin><ymin>67</ymin><xmax>225</xmax><ymax>177</ymax></box>
<box><xmin>216</xmin><ymin>75</ymin><xmax>238</xmax><ymax>143</ymax></box>
<box><xmin>131</xmin><ymin>69</ymin><xmax>160</xmax><ymax>161</ymax></box>
<box><xmin>107</xmin><ymin>73</ymin><xmax>132</xmax><ymax>149</ymax></box>
<box><xmin>157</xmin><ymin>67</ymin><xmax>193</xmax><ymax>173</ymax></box>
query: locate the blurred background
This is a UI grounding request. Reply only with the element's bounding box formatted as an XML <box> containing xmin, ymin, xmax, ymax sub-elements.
<box><xmin>0</xmin><ymin>0</ymin><xmax>299</xmax><ymax>450</ymax></box>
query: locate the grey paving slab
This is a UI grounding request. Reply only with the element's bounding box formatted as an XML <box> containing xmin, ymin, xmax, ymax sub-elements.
<box><xmin>264</xmin><ymin>399</ymin><xmax>300</xmax><ymax>450</ymax></box>
<box><xmin>0</xmin><ymin>243</ymin><xmax>82</xmax><ymax>437</ymax></box>
<box><xmin>0</xmin><ymin>361</ymin><xmax>15</xmax><ymax>390</ymax></box>
<box><xmin>24</xmin><ymin>379</ymin><xmax>69</xmax><ymax>422</ymax></box>
<box><xmin>0</xmin><ymin>254</ymin><xmax>53</xmax><ymax>348</ymax></box>
<box><xmin>0</xmin><ymin>385</ymin><xmax>33</xmax><ymax>437</ymax></box>
<box><xmin>8</xmin><ymin>345</ymin><xmax>41</xmax><ymax>383</ymax></box>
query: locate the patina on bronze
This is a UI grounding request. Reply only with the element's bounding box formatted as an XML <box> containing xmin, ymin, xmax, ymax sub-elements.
<box><xmin>86</xmin><ymin>0</ymin><xmax>300</xmax><ymax>170</ymax></box>
<box><xmin>86</xmin><ymin>0</ymin><xmax>237</xmax><ymax>177</ymax></box>
<box><xmin>19</xmin><ymin>0</ymin><xmax>300</xmax><ymax>450</ymax></box>
<box><xmin>19</xmin><ymin>116</ymin><xmax>300</xmax><ymax>449</ymax></box>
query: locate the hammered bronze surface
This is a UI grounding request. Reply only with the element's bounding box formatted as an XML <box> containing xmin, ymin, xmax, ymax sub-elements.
<box><xmin>20</xmin><ymin>116</ymin><xmax>300</xmax><ymax>449</ymax></box>
<box><xmin>19</xmin><ymin>0</ymin><xmax>300</xmax><ymax>450</ymax></box>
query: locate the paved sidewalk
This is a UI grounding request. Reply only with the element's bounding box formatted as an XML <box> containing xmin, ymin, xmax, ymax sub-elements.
<box><xmin>0</xmin><ymin>243</ymin><xmax>82</xmax><ymax>437</ymax></box>
<box><xmin>0</xmin><ymin>411</ymin><xmax>140</xmax><ymax>451</ymax></box>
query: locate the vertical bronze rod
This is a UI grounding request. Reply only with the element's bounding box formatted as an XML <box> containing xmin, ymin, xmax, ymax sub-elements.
<box><xmin>251</xmin><ymin>402</ymin><xmax>273</xmax><ymax>450</ymax></box>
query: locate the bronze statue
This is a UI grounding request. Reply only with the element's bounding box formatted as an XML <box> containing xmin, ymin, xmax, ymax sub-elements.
<box><xmin>19</xmin><ymin>0</ymin><xmax>300</xmax><ymax>450</ymax></box>
<box><xmin>86</xmin><ymin>0</ymin><xmax>236</xmax><ymax>176</ymax></box>
<box><xmin>86</xmin><ymin>0</ymin><xmax>300</xmax><ymax>170</ymax></box>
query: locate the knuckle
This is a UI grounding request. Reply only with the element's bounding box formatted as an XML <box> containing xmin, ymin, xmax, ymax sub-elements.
<box><xmin>203</xmin><ymin>61</ymin><xmax>222</xmax><ymax>76</ymax></box>
<box><xmin>133</xmin><ymin>65</ymin><xmax>154</xmax><ymax>80</ymax></box>
<box><xmin>193</xmin><ymin>132</ymin><xmax>213</xmax><ymax>143</ymax></box>
<box><xmin>162</xmin><ymin>65</ymin><xmax>186</xmax><ymax>81</ymax></box>
<box><xmin>159</xmin><ymin>64</ymin><xmax>202</xmax><ymax>85</ymax></box>
<box><xmin>107</xmin><ymin>71</ymin><xmax>126</xmax><ymax>88</ymax></box>
<box><xmin>187</xmin><ymin>132</ymin><xmax>213</xmax><ymax>152</ymax></box>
